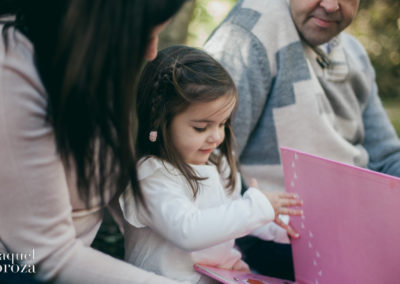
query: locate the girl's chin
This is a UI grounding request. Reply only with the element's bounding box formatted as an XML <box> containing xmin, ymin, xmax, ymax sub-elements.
<box><xmin>187</xmin><ymin>154</ymin><xmax>211</xmax><ymax>165</ymax></box>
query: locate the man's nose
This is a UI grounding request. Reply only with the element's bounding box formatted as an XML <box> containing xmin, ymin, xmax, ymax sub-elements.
<box><xmin>319</xmin><ymin>0</ymin><xmax>340</xmax><ymax>13</ymax></box>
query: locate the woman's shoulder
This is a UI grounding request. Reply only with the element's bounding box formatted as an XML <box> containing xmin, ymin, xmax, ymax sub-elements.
<box><xmin>0</xmin><ymin>22</ymin><xmax>49</xmax><ymax>148</ymax></box>
<box><xmin>1</xmin><ymin>22</ymin><xmax>35</xmax><ymax>67</ymax></box>
<box><xmin>1</xmin><ymin>23</ymin><xmax>47</xmax><ymax>103</ymax></box>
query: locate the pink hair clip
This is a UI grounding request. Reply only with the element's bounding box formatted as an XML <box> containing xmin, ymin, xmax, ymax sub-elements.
<box><xmin>149</xmin><ymin>131</ymin><xmax>157</xmax><ymax>142</ymax></box>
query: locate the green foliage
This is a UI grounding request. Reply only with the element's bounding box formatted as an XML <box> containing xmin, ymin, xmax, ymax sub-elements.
<box><xmin>348</xmin><ymin>0</ymin><xmax>400</xmax><ymax>100</ymax></box>
<box><xmin>383</xmin><ymin>99</ymin><xmax>400</xmax><ymax>136</ymax></box>
<box><xmin>187</xmin><ymin>0</ymin><xmax>236</xmax><ymax>47</ymax></box>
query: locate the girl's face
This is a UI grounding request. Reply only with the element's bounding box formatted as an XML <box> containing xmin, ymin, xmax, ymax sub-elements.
<box><xmin>170</xmin><ymin>94</ymin><xmax>236</xmax><ymax>165</ymax></box>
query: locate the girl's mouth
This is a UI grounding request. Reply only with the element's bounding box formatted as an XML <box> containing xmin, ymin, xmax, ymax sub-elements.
<box><xmin>199</xmin><ymin>149</ymin><xmax>213</xmax><ymax>154</ymax></box>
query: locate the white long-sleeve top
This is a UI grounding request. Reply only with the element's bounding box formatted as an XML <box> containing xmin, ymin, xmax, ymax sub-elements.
<box><xmin>0</xmin><ymin>22</ymin><xmax>186</xmax><ymax>284</ymax></box>
<box><xmin>120</xmin><ymin>157</ymin><xmax>276</xmax><ymax>283</ymax></box>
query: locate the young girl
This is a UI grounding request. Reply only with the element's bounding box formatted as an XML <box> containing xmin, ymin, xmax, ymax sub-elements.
<box><xmin>120</xmin><ymin>45</ymin><xmax>303</xmax><ymax>283</ymax></box>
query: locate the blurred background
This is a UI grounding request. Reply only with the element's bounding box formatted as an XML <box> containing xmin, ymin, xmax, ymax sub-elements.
<box><xmin>92</xmin><ymin>0</ymin><xmax>400</xmax><ymax>259</ymax></box>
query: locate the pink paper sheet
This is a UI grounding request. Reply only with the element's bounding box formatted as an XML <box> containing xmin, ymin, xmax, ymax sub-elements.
<box><xmin>194</xmin><ymin>264</ymin><xmax>293</xmax><ymax>284</ymax></box>
<box><xmin>280</xmin><ymin>147</ymin><xmax>400</xmax><ymax>284</ymax></box>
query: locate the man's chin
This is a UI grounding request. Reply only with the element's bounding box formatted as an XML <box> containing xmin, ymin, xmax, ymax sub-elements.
<box><xmin>302</xmin><ymin>32</ymin><xmax>335</xmax><ymax>47</ymax></box>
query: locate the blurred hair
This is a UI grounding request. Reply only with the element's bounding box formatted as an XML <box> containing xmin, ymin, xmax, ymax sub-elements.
<box><xmin>0</xmin><ymin>0</ymin><xmax>187</xmax><ymax>205</ymax></box>
<box><xmin>137</xmin><ymin>45</ymin><xmax>238</xmax><ymax>198</ymax></box>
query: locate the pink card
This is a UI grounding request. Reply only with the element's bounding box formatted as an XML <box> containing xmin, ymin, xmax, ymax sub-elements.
<box><xmin>280</xmin><ymin>147</ymin><xmax>400</xmax><ymax>284</ymax></box>
<box><xmin>194</xmin><ymin>264</ymin><xmax>293</xmax><ymax>284</ymax></box>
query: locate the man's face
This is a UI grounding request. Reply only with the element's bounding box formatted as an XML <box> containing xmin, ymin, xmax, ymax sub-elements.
<box><xmin>290</xmin><ymin>0</ymin><xmax>360</xmax><ymax>46</ymax></box>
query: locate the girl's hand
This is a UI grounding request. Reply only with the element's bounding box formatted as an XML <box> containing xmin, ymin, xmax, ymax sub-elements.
<box><xmin>231</xmin><ymin>259</ymin><xmax>250</xmax><ymax>272</ymax></box>
<box><xmin>249</xmin><ymin>179</ymin><xmax>303</xmax><ymax>239</ymax></box>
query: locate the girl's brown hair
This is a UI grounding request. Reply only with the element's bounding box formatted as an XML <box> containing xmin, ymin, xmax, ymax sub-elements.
<box><xmin>136</xmin><ymin>45</ymin><xmax>238</xmax><ymax>198</ymax></box>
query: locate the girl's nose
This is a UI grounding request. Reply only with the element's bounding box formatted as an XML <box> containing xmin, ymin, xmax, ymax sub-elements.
<box><xmin>207</xmin><ymin>128</ymin><xmax>223</xmax><ymax>144</ymax></box>
<box><xmin>320</xmin><ymin>0</ymin><xmax>340</xmax><ymax>13</ymax></box>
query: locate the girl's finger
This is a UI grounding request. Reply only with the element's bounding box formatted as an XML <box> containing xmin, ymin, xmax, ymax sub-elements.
<box><xmin>281</xmin><ymin>199</ymin><xmax>303</xmax><ymax>207</ymax></box>
<box><xmin>279</xmin><ymin>208</ymin><xmax>303</xmax><ymax>216</ymax></box>
<box><xmin>286</xmin><ymin>225</ymin><xmax>300</xmax><ymax>239</ymax></box>
<box><xmin>275</xmin><ymin>217</ymin><xmax>300</xmax><ymax>238</ymax></box>
<box><xmin>278</xmin><ymin>192</ymin><xmax>298</xmax><ymax>199</ymax></box>
<box><xmin>274</xmin><ymin>216</ymin><xmax>289</xmax><ymax>231</ymax></box>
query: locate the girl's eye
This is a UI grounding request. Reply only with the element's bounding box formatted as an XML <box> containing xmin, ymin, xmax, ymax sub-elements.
<box><xmin>219</xmin><ymin>122</ymin><xmax>226</xmax><ymax>128</ymax></box>
<box><xmin>193</xmin><ymin>127</ymin><xmax>206</xmax><ymax>132</ymax></box>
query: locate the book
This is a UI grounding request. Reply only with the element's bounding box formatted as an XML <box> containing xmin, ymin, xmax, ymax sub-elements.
<box><xmin>280</xmin><ymin>147</ymin><xmax>400</xmax><ymax>284</ymax></box>
<box><xmin>194</xmin><ymin>264</ymin><xmax>293</xmax><ymax>284</ymax></box>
